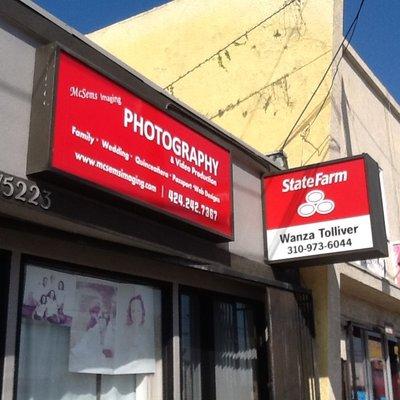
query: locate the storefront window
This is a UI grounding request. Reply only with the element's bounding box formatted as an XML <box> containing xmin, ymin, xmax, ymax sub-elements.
<box><xmin>347</xmin><ymin>325</ymin><xmax>398</xmax><ymax>400</ymax></box>
<box><xmin>180</xmin><ymin>294</ymin><xmax>202</xmax><ymax>400</ymax></box>
<box><xmin>180</xmin><ymin>290</ymin><xmax>263</xmax><ymax>400</ymax></box>
<box><xmin>352</xmin><ymin>327</ymin><xmax>368</xmax><ymax>400</ymax></box>
<box><xmin>213</xmin><ymin>301</ymin><xmax>258</xmax><ymax>400</ymax></box>
<box><xmin>367</xmin><ymin>334</ymin><xmax>388</xmax><ymax>400</ymax></box>
<box><xmin>389</xmin><ymin>341</ymin><xmax>400</xmax><ymax>400</ymax></box>
<box><xmin>0</xmin><ymin>251</ymin><xmax>10</xmax><ymax>396</ymax></box>
<box><xmin>17</xmin><ymin>264</ymin><xmax>163</xmax><ymax>400</ymax></box>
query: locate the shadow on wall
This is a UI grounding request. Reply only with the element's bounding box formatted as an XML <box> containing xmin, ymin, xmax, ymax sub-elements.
<box><xmin>0</xmin><ymin>78</ymin><xmax>31</xmax><ymax>102</ymax></box>
<box><xmin>340</xmin><ymin>78</ymin><xmax>353</xmax><ymax>157</ymax></box>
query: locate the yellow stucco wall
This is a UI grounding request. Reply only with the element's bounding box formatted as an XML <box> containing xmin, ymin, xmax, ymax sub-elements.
<box><xmin>88</xmin><ymin>0</ymin><xmax>335</xmax><ymax>168</ymax></box>
<box><xmin>301</xmin><ymin>266</ymin><xmax>339</xmax><ymax>400</ymax></box>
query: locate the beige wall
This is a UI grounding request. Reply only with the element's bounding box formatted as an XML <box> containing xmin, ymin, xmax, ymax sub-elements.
<box><xmin>88</xmin><ymin>0</ymin><xmax>336</xmax><ymax>168</ymax></box>
<box><xmin>342</xmin><ymin>292</ymin><xmax>400</xmax><ymax>329</ymax></box>
<box><xmin>332</xmin><ymin>46</ymin><xmax>400</xmax><ymax>284</ymax></box>
<box><xmin>330</xmin><ymin>47</ymin><xmax>400</xmax><ymax>400</ymax></box>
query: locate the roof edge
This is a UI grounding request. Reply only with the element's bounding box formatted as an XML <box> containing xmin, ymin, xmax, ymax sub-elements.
<box><xmin>343</xmin><ymin>41</ymin><xmax>400</xmax><ymax>122</ymax></box>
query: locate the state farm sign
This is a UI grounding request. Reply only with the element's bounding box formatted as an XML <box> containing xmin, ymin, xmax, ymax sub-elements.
<box><xmin>27</xmin><ymin>47</ymin><xmax>233</xmax><ymax>240</ymax></box>
<box><xmin>263</xmin><ymin>155</ymin><xmax>388</xmax><ymax>266</ymax></box>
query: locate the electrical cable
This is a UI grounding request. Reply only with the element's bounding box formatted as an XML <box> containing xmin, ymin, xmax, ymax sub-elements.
<box><xmin>305</xmin><ymin>9</ymin><xmax>361</xmax><ymax>134</ymax></box>
<box><xmin>279</xmin><ymin>0</ymin><xmax>366</xmax><ymax>152</ymax></box>
<box><xmin>163</xmin><ymin>0</ymin><xmax>299</xmax><ymax>91</ymax></box>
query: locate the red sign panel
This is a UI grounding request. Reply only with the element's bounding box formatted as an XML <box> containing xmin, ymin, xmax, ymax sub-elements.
<box><xmin>265</xmin><ymin>158</ymin><xmax>369</xmax><ymax>229</ymax></box>
<box><xmin>263</xmin><ymin>156</ymin><xmax>385</xmax><ymax>264</ymax></box>
<box><xmin>51</xmin><ymin>52</ymin><xmax>232</xmax><ymax>238</ymax></box>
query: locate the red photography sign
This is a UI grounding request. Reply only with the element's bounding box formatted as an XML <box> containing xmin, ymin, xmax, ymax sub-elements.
<box><xmin>30</xmin><ymin>51</ymin><xmax>233</xmax><ymax>239</ymax></box>
<box><xmin>263</xmin><ymin>155</ymin><xmax>388</xmax><ymax>266</ymax></box>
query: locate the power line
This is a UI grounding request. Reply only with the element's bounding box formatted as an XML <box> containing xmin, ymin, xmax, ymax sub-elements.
<box><xmin>164</xmin><ymin>0</ymin><xmax>299</xmax><ymax>91</ymax></box>
<box><xmin>279</xmin><ymin>0</ymin><xmax>366</xmax><ymax>152</ymax></box>
<box><xmin>302</xmin><ymin>135</ymin><xmax>331</xmax><ymax>166</ymax></box>
<box><xmin>305</xmin><ymin>17</ymin><xmax>360</xmax><ymax>133</ymax></box>
<box><xmin>209</xmin><ymin>49</ymin><xmax>331</xmax><ymax>120</ymax></box>
<box><xmin>296</xmin><ymin>10</ymin><xmax>362</xmax><ymax>164</ymax></box>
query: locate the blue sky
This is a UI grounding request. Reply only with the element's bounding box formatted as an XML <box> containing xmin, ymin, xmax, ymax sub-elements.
<box><xmin>33</xmin><ymin>0</ymin><xmax>399</xmax><ymax>103</ymax></box>
<box><xmin>344</xmin><ymin>1</ymin><xmax>400</xmax><ymax>103</ymax></box>
<box><xmin>32</xmin><ymin>0</ymin><xmax>171</xmax><ymax>33</ymax></box>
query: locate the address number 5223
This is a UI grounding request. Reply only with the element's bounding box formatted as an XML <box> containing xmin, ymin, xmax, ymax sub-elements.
<box><xmin>0</xmin><ymin>173</ymin><xmax>51</xmax><ymax>210</ymax></box>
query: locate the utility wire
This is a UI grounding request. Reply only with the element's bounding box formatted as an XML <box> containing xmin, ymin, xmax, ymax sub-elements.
<box><xmin>296</xmin><ymin>5</ymin><xmax>362</xmax><ymax>165</ymax></box>
<box><xmin>305</xmin><ymin>15</ymin><xmax>360</xmax><ymax>133</ymax></box>
<box><xmin>209</xmin><ymin>49</ymin><xmax>331</xmax><ymax>120</ymax></box>
<box><xmin>164</xmin><ymin>0</ymin><xmax>299</xmax><ymax>91</ymax></box>
<box><xmin>279</xmin><ymin>0</ymin><xmax>366</xmax><ymax>151</ymax></box>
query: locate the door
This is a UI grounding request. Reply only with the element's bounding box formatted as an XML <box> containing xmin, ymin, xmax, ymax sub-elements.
<box><xmin>266</xmin><ymin>287</ymin><xmax>319</xmax><ymax>400</ymax></box>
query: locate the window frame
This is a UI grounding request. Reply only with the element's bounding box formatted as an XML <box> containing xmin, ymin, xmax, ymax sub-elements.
<box><xmin>387</xmin><ymin>338</ymin><xmax>400</xmax><ymax>400</ymax></box>
<box><xmin>179</xmin><ymin>285</ymin><xmax>268</xmax><ymax>400</ymax></box>
<box><xmin>365</xmin><ymin>330</ymin><xmax>391</xmax><ymax>400</ymax></box>
<box><xmin>13</xmin><ymin>254</ymin><xmax>174</xmax><ymax>400</ymax></box>
<box><xmin>346</xmin><ymin>322</ymin><xmax>400</xmax><ymax>400</ymax></box>
<box><xmin>0</xmin><ymin>251</ymin><xmax>11</xmax><ymax>398</ymax></box>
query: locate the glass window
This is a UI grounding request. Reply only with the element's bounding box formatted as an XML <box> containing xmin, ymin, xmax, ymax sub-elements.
<box><xmin>17</xmin><ymin>264</ymin><xmax>164</xmax><ymax>400</ymax></box>
<box><xmin>352</xmin><ymin>327</ymin><xmax>368</xmax><ymax>400</ymax></box>
<box><xmin>367</xmin><ymin>335</ymin><xmax>388</xmax><ymax>400</ymax></box>
<box><xmin>180</xmin><ymin>294</ymin><xmax>202</xmax><ymax>400</ymax></box>
<box><xmin>389</xmin><ymin>341</ymin><xmax>400</xmax><ymax>400</ymax></box>
<box><xmin>348</xmin><ymin>326</ymin><xmax>394</xmax><ymax>400</ymax></box>
<box><xmin>180</xmin><ymin>290</ymin><xmax>264</xmax><ymax>400</ymax></box>
<box><xmin>341</xmin><ymin>325</ymin><xmax>351</xmax><ymax>400</ymax></box>
<box><xmin>213</xmin><ymin>301</ymin><xmax>259</xmax><ymax>400</ymax></box>
<box><xmin>0</xmin><ymin>251</ymin><xmax>10</xmax><ymax>396</ymax></box>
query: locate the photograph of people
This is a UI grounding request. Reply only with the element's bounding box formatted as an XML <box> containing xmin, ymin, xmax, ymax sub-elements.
<box><xmin>57</xmin><ymin>280</ymin><xmax>67</xmax><ymax>324</ymax></box>
<box><xmin>100</xmin><ymin>310</ymin><xmax>114</xmax><ymax>358</ymax></box>
<box><xmin>23</xmin><ymin>274</ymin><xmax>49</xmax><ymax>312</ymax></box>
<box><xmin>69</xmin><ymin>278</ymin><xmax>116</xmax><ymax>374</ymax></box>
<box><xmin>49</xmin><ymin>274</ymin><xmax>56</xmax><ymax>291</ymax></box>
<box><xmin>22</xmin><ymin>266</ymin><xmax>76</xmax><ymax>326</ymax></box>
<box><xmin>71</xmin><ymin>301</ymin><xmax>106</xmax><ymax>363</ymax></box>
<box><xmin>32</xmin><ymin>294</ymin><xmax>48</xmax><ymax>321</ymax></box>
<box><xmin>126</xmin><ymin>293</ymin><xmax>145</xmax><ymax>326</ymax></box>
<box><xmin>40</xmin><ymin>276</ymin><xmax>48</xmax><ymax>293</ymax></box>
<box><xmin>46</xmin><ymin>290</ymin><xmax>59</xmax><ymax>323</ymax></box>
<box><xmin>113</xmin><ymin>284</ymin><xmax>156</xmax><ymax>375</ymax></box>
<box><xmin>28</xmin><ymin>276</ymin><xmax>48</xmax><ymax>308</ymax></box>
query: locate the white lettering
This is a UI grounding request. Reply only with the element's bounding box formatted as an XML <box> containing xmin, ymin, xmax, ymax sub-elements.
<box><xmin>123</xmin><ymin>107</ymin><xmax>221</xmax><ymax>176</ymax></box>
<box><xmin>282</xmin><ymin>170</ymin><xmax>348</xmax><ymax>192</ymax></box>
<box><xmin>123</xmin><ymin>108</ymin><xmax>133</xmax><ymax>127</ymax></box>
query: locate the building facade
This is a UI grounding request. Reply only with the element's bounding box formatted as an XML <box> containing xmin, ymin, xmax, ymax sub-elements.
<box><xmin>0</xmin><ymin>1</ymin><xmax>319</xmax><ymax>400</ymax></box>
<box><xmin>331</xmin><ymin>45</ymin><xmax>400</xmax><ymax>400</ymax></box>
<box><xmin>88</xmin><ymin>1</ymin><xmax>400</xmax><ymax>400</ymax></box>
<box><xmin>1</xmin><ymin>0</ymin><xmax>400</xmax><ymax>400</ymax></box>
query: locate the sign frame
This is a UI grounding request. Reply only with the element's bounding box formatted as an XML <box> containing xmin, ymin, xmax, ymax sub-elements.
<box><xmin>262</xmin><ymin>154</ymin><xmax>388</xmax><ymax>267</ymax></box>
<box><xmin>27</xmin><ymin>43</ymin><xmax>234</xmax><ymax>242</ymax></box>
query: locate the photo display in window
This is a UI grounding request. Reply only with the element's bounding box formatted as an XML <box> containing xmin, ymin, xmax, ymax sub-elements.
<box><xmin>69</xmin><ymin>276</ymin><xmax>118</xmax><ymax>374</ymax></box>
<box><xmin>23</xmin><ymin>266</ymin><xmax>76</xmax><ymax>326</ymax></box>
<box><xmin>22</xmin><ymin>265</ymin><xmax>156</xmax><ymax>375</ymax></box>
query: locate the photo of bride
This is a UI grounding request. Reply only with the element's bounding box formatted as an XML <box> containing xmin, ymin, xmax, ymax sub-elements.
<box><xmin>114</xmin><ymin>283</ymin><xmax>156</xmax><ymax>375</ymax></box>
<box><xmin>68</xmin><ymin>277</ymin><xmax>157</xmax><ymax>375</ymax></box>
<box><xmin>69</xmin><ymin>277</ymin><xmax>117</xmax><ymax>374</ymax></box>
